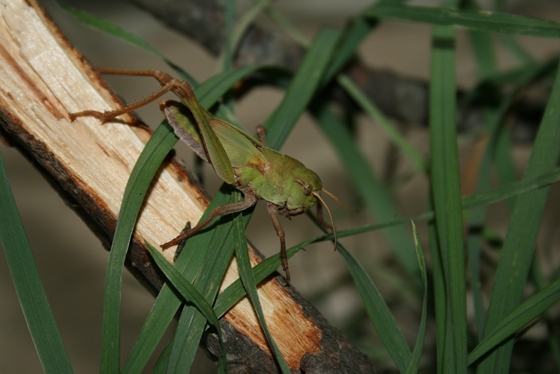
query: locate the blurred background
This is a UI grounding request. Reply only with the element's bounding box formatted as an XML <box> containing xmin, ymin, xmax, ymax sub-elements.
<box><xmin>1</xmin><ymin>0</ymin><xmax>560</xmax><ymax>372</ymax></box>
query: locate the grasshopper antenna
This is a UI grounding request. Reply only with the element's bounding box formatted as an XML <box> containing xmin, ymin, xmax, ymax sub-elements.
<box><xmin>321</xmin><ymin>187</ymin><xmax>358</xmax><ymax>212</ymax></box>
<box><xmin>314</xmin><ymin>191</ymin><xmax>338</xmax><ymax>251</ymax></box>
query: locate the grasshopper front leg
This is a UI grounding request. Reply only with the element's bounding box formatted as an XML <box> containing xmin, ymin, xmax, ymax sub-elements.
<box><xmin>265</xmin><ymin>202</ymin><xmax>290</xmax><ymax>281</ymax></box>
<box><xmin>161</xmin><ymin>193</ymin><xmax>258</xmax><ymax>249</ymax></box>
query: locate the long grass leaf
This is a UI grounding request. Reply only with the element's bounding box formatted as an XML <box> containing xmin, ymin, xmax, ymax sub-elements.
<box><xmin>405</xmin><ymin>222</ymin><xmax>428</xmax><ymax>374</ymax></box>
<box><xmin>62</xmin><ymin>7</ymin><xmax>193</xmax><ymax>81</ymax></box>
<box><xmin>100</xmin><ymin>122</ymin><xmax>177</xmax><ymax>373</ymax></box>
<box><xmin>0</xmin><ymin>149</ymin><xmax>73</xmax><ymax>373</ymax></box>
<box><xmin>122</xmin><ymin>191</ymin><xmax>237</xmax><ymax>373</ymax></box>
<box><xmin>213</xmin><ymin>239</ymin><xmax>309</xmax><ymax>316</ymax></box>
<box><xmin>337</xmin><ymin>75</ymin><xmax>426</xmax><ymax>173</ymax></box>
<box><xmin>427</xmin><ymin>207</ymin><xmax>446</xmax><ymax>374</ymax></box>
<box><xmin>430</xmin><ymin>23</ymin><xmax>467</xmax><ymax>373</ymax></box>
<box><xmin>364</xmin><ymin>4</ymin><xmax>560</xmax><ymax>38</ymax></box>
<box><xmin>145</xmin><ymin>242</ymin><xmax>227</xmax><ymax>373</ymax></box>
<box><xmin>469</xmin><ymin>275</ymin><xmax>560</xmax><ymax>365</ymax></box>
<box><xmin>166</xmin><ymin>197</ymin><xmax>250</xmax><ymax>373</ymax></box>
<box><xmin>232</xmin><ymin>209</ymin><xmax>291</xmax><ymax>373</ymax></box>
<box><xmin>477</xmin><ymin>60</ymin><xmax>560</xmax><ymax>374</ymax></box>
<box><xmin>264</xmin><ymin>27</ymin><xmax>342</xmax><ymax>150</ymax></box>
<box><xmin>313</xmin><ymin>106</ymin><xmax>420</xmax><ymax>282</ymax></box>
<box><xmin>337</xmin><ymin>242</ymin><xmax>410</xmax><ymax>372</ymax></box>
<box><xmin>323</xmin><ymin>164</ymin><xmax>560</xmax><ymax>242</ymax></box>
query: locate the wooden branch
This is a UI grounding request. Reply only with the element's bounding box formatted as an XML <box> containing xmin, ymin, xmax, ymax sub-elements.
<box><xmin>0</xmin><ymin>0</ymin><xmax>376</xmax><ymax>372</ymax></box>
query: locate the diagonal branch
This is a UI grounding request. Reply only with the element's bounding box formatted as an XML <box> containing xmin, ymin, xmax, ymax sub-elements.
<box><xmin>0</xmin><ymin>0</ymin><xmax>376</xmax><ymax>372</ymax></box>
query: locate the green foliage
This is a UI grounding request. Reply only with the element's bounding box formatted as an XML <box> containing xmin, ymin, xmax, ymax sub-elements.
<box><xmin>3</xmin><ymin>1</ymin><xmax>560</xmax><ymax>373</ymax></box>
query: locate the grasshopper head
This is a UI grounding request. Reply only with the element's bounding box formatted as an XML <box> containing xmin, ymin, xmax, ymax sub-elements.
<box><xmin>286</xmin><ymin>168</ymin><xmax>322</xmax><ymax>213</ymax></box>
<box><xmin>294</xmin><ymin>172</ymin><xmax>339</xmax><ymax>253</ymax></box>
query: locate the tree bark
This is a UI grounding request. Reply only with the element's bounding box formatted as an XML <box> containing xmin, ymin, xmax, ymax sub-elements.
<box><xmin>0</xmin><ymin>0</ymin><xmax>376</xmax><ymax>372</ymax></box>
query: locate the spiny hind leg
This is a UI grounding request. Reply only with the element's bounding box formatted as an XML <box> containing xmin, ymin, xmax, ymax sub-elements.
<box><xmin>69</xmin><ymin>68</ymin><xmax>184</xmax><ymax>122</ymax></box>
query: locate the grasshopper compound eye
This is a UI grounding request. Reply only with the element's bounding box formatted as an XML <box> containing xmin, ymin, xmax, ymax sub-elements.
<box><xmin>295</xmin><ymin>178</ymin><xmax>313</xmax><ymax>196</ymax></box>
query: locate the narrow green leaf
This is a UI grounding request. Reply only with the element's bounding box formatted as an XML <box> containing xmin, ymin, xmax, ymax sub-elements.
<box><xmin>145</xmin><ymin>243</ymin><xmax>227</xmax><ymax>373</ymax></box>
<box><xmin>337</xmin><ymin>75</ymin><xmax>427</xmax><ymax>173</ymax></box>
<box><xmin>364</xmin><ymin>3</ymin><xmax>560</xmax><ymax>38</ymax></box>
<box><xmin>62</xmin><ymin>6</ymin><xmax>193</xmax><ymax>81</ymax></box>
<box><xmin>469</xmin><ymin>275</ymin><xmax>560</xmax><ymax>365</ymax></box>
<box><xmin>337</xmin><ymin>241</ymin><xmax>411</xmax><ymax>371</ymax></box>
<box><xmin>122</xmin><ymin>191</ymin><xmax>237</xmax><ymax>374</ymax></box>
<box><xmin>264</xmin><ymin>27</ymin><xmax>342</xmax><ymax>150</ymax></box>
<box><xmin>0</xmin><ymin>149</ymin><xmax>73</xmax><ymax>374</ymax></box>
<box><xmin>478</xmin><ymin>60</ymin><xmax>560</xmax><ymax>374</ymax></box>
<box><xmin>313</xmin><ymin>106</ymin><xmax>420</xmax><ymax>282</ymax></box>
<box><xmin>166</xmin><ymin>199</ymin><xmax>247</xmax><ymax>373</ymax></box>
<box><xmin>152</xmin><ymin>342</ymin><xmax>172</xmax><ymax>374</ymax></box>
<box><xmin>100</xmin><ymin>121</ymin><xmax>177</xmax><ymax>374</ymax></box>
<box><xmin>213</xmin><ymin>239</ymin><xmax>310</xmax><ymax>317</ymax></box>
<box><xmin>429</xmin><ymin>24</ymin><xmax>467</xmax><ymax>373</ymax></box>
<box><xmin>405</xmin><ymin>222</ymin><xmax>428</xmax><ymax>374</ymax></box>
<box><xmin>322</xmin><ymin>164</ymin><xmax>560</xmax><ymax>243</ymax></box>
<box><xmin>232</xmin><ymin>207</ymin><xmax>291</xmax><ymax>373</ymax></box>
<box><xmin>427</xmin><ymin>207</ymin><xmax>446</xmax><ymax>374</ymax></box>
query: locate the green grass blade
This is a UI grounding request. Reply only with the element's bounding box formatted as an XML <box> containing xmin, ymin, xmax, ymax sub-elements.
<box><xmin>122</xmin><ymin>192</ymin><xmax>238</xmax><ymax>373</ymax></box>
<box><xmin>337</xmin><ymin>75</ymin><xmax>427</xmax><ymax>173</ymax></box>
<box><xmin>145</xmin><ymin>242</ymin><xmax>227</xmax><ymax>373</ymax></box>
<box><xmin>232</xmin><ymin>208</ymin><xmax>291</xmax><ymax>373</ymax></box>
<box><xmin>213</xmin><ymin>239</ymin><xmax>310</xmax><ymax>317</ymax></box>
<box><xmin>152</xmin><ymin>342</ymin><xmax>172</xmax><ymax>374</ymax></box>
<box><xmin>64</xmin><ymin>7</ymin><xmax>168</xmax><ymax>61</ymax></box>
<box><xmin>364</xmin><ymin>3</ymin><xmax>560</xmax><ymax>38</ymax></box>
<box><xmin>469</xmin><ymin>275</ymin><xmax>560</xmax><ymax>365</ymax></box>
<box><xmin>336</xmin><ymin>242</ymin><xmax>411</xmax><ymax>372</ymax></box>
<box><xmin>477</xmin><ymin>60</ymin><xmax>560</xmax><ymax>374</ymax></box>
<box><xmin>196</xmin><ymin>66</ymin><xmax>267</xmax><ymax>107</ymax></box>
<box><xmin>100</xmin><ymin>122</ymin><xmax>178</xmax><ymax>373</ymax></box>
<box><xmin>529</xmin><ymin>258</ymin><xmax>560</xmax><ymax>371</ymax></box>
<box><xmin>427</xmin><ymin>209</ymin><xmax>446</xmax><ymax>374</ymax></box>
<box><xmin>0</xmin><ymin>149</ymin><xmax>73</xmax><ymax>374</ymax></box>
<box><xmin>429</xmin><ymin>23</ymin><xmax>467</xmax><ymax>373</ymax></box>
<box><xmin>166</xmin><ymin>201</ymin><xmax>248</xmax><ymax>373</ymax></box>
<box><xmin>329</xmin><ymin>165</ymin><xmax>560</xmax><ymax>241</ymax></box>
<box><xmin>465</xmin><ymin>50</ymin><xmax>550</xmax><ymax>342</ymax></box>
<box><xmin>313</xmin><ymin>105</ymin><xmax>420</xmax><ymax>282</ymax></box>
<box><xmin>405</xmin><ymin>222</ymin><xmax>428</xmax><ymax>374</ymax></box>
<box><xmin>464</xmin><ymin>9</ymin><xmax>498</xmax><ymax>340</ymax></box>
<box><xmin>62</xmin><ymin>6</ymin><xmax>193</xmax><ymax>81</ymax></box>
<box><xmin>264</xmin><ymin>27</ymin><xmax>342</xmax><ymax>150</ymax></box>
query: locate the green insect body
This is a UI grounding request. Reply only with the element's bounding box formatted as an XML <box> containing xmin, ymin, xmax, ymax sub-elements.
<box><xmin>71</xmin><ymin>68</ymin><xmax>340</xmax><ymax>281</ymax></box>
<box><xmin>165</xmin><ymin>104</ymin><xmax>323</xmax><ymax>215</ymax></box>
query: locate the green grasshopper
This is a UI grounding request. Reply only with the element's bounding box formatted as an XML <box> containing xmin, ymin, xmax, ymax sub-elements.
<box><xmin>71</xmin><ymin>68</ymin><xmax>347</xmax><ymax>281</ymax></box>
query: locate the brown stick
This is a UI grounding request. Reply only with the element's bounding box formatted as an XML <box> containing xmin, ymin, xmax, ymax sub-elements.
<box><xmin>0</xmin><ymin>0</ymin><xmax>376</xmax><ymax>372</ymax></box>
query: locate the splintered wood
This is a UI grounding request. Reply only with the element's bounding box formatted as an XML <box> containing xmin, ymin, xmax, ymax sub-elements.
<box><xmin>0</xmin><ymin>0</ymin><xmax>321</xmax><ymax>369</ymax></box>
